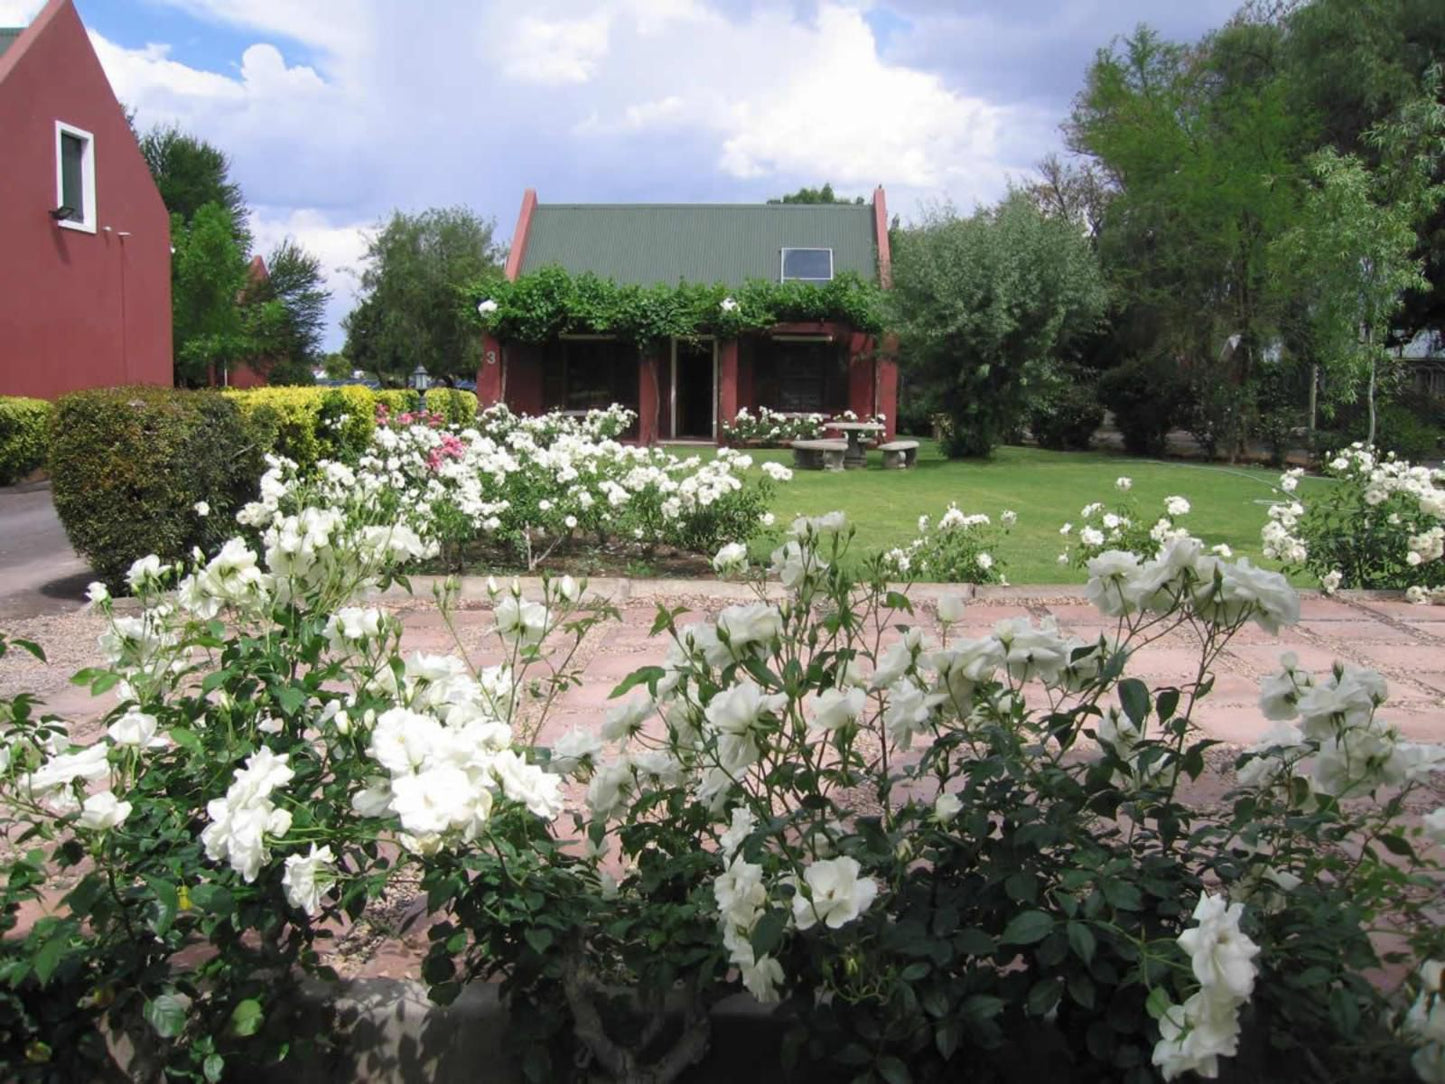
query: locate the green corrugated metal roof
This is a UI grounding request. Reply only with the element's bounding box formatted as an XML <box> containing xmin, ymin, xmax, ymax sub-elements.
<box><xmin>0</xmin><ymin>28</ymin><xmax>23</xmax><ymax>59</ymax></box>
<box><xmin>518</xmin><ymin>203</ymin><xmax>879</xmax><ymax>286</ymax></box>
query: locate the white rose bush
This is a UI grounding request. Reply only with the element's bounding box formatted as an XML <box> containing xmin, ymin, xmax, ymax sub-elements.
<box><xmin>1262</xmin><ymin>443</ymin><xmax>1445</xmax><ymax>602</ymax></box>
<box><xmin>0</xmin><ymin>460</ymin><xmax>617</xmax><ymax>1079</ymax></box>
<box><xmin>883</xmin><ymin>503</ymin><xmax>1015</xmax><ymax>583</ymax></box>
<box><xmin>6</xmin><ymin>454</ymin><xmax>1445</xmax><ymax>1080</ymax></box>
<box><xmin>345</xmin><ymin>402</ymin><xmax>785</xmax><ymax>573</ymax></box>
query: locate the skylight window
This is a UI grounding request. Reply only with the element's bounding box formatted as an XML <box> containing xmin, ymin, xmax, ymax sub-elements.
<box><xmin>780</xmin><ymin>247</ymin><xmax>833</xmax><ymax>283</ymax></box>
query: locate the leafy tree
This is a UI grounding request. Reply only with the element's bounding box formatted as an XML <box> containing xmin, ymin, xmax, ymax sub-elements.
<box><xmin>1025</xmin><ymin>154</ymin><xmax>1110</xmax><ymax>240</ymax></box>
<box><xmin>343</xmin><ymin>207</ymin><xmax>504</xmax><ymax>384</ymax></box>
<box><xmin>245</xmin><ymin>240</ymin><xmax>329</xmax><ymax>383</ymax></box>
<box><xmin>1280</xmin><ymin>0</ymin><xmax>1445</xmax><ymax>340</ymax></box>
<box><xmin>889</xmin><ymin>193</ymin><xmax>1109</xmax><ymax>457</ymax></box>
<box><xmin>767</xmin><ymin>183</ymin><xmax>864</xmax><ymax>205</ymax></box>
<box><xmin>170</xmin><ymin>203</ymin><xmax>276</xmax><ymax>387</ymax></box>
<box><xmin>320</xmin><ymin>352</ymin><xmax>353</xmax><ymax>381</ymax></box>
<box><xmin>1273</xmin><ymin>76</ymin><xmax>1445</xmax><ymax>444</ymax></box>
<box><xmin>139</xmin><ymin>125</ymin><xmax>249</xmax><ymax>245</ymax></box>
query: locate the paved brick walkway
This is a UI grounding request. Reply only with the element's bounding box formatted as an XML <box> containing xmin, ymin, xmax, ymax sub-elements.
<box><xmin>5</xmin><ymin>578</ymin><xmax>1442</xmax><ymax>749</ymax></box>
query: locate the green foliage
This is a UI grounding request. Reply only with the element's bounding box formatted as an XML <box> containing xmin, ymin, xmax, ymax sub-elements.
<box><xmin>767</xmin><ymin>182</ymin><xmax>864</xmax><ymax>205</ymax></box>
<box><xmin>0</xmin><ymin>397</ymin><xmax>52</xmax><ymax>485</ymax></box>
<box><xmin>344</xmin><ymin>207</ymin><xmax>504</xmax><ymax>384</ymax></box>
<box><xmin>890</xmin><ymin>193</ymin><xmax>1108</xmax><ymax>457</ymax></box>
<box><xmin>223</xmin><ymin>386</ymin><xmax>380</xmax><ymax>471</ymax></box>
<box><xmin>171</xmin><ymin>203</ymin><xmax>272</xmax><ymax>387</ymax></box>
<box><xmin>139</xmin><ymin>124</ymin><xmax>248</xmax><ymax>243</ymax></box>
<box><xmin>1098</xmin><ymin>355</ymin><xmax>1193</xmax><ymax>457</ymax></box>
<box><xmin>48</xmin><ymin>387</ymin><xmax>260</xmax><ymax>590</ymax></box>
<box><xmin>472</xmin><ymin>266</ymin><xmax>885</xmax><ymax>345</ymax></box>
<box><xmin>1028</xmin><ymin>370</ymin><xmax>1104</xmax><ymax>452</ymax></box>
<box><xmin>422</xmin><ymin>388</ymin><xmax>479</xmax><ymax>427</ymax></box>
<box><xmin>248</xmin><ymin>239</ymin><xmax>331</xmax><ymax>378</ymax></box>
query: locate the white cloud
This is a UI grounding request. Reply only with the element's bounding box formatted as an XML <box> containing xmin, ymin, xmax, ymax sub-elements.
<box><xmin>0</xmin><ymin>0</ymin><xmax>42</xmax><ymax>25</ymax></box>
<box><xmin>503</xmin><ymin>12</ymin><xmax>612</xmax><ymax>85</ymax></box>
<box><xmin>713</xmin><ymin>6</ymin><xmax>1003</xmax><ymax>189</ymax></box>
<box><xmin>82</xmin><ymin>0</ymin><xmax>1071</xmax><ymax>347</ymax></box>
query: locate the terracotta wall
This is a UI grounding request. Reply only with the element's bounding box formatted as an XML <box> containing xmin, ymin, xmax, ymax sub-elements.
<box><xmin>0</xmin><ymin>0</ymin><xmax>172</xmax><ymax>399</ymax></box>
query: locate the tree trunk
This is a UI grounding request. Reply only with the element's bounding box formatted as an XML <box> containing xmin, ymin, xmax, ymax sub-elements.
<box><xmin>1366</xmin><ymin>357</ymin><xmax>1377</xmax><ymax>448</ymax></box>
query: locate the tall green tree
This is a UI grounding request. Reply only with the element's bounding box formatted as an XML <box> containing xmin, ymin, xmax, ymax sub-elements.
<box><xmin>342</xmin><ymin>207</ymin><xmax>504</xmax><ymax>384</ymax></box>
<box><xmin>1273</xmin><ymin>76</ymin><xmax>1445</xmax><ymax>444</ymax></box>
<box><xmin>170</xmin><ymin>204</ymin><xmax>276</xmax><ymax>387</ymax></box>
<box><xmin>139</xmin><ymin>125</ymin><xmax>249</xmax><ymax>245</ymax></box>
<box><xmin>1070</xmin><ymin>23</ymin><xmax>1309</xmax><ymax>388</ymax></box>
<box><xmin>246</xmin><ymin>239</ymin><xmax>330</xmax><ymax>383</ymax></box>
<box><xmin>890</xmin><ymin>193</ymin><xmax>1109</xmax><ymax>457</ymax></box>
<box><xmin>1280</xmin><ymin>0</ymin><xmax>1445</xmax><ymax>339</ymax></box>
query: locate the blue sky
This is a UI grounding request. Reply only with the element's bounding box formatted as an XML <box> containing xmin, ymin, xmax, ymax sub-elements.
<box><xmin>5</xmin><ymin>0</ymin><xmax>1244</xmax><ymax>349</ymax></box>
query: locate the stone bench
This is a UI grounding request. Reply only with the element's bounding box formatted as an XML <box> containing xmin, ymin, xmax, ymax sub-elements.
<box><xmin>878</xmin><ymin>440</ymin><xmax>919</xmax><ymax>470</ymax></box>
<box><xmin>792</xmin><ymin>439</ymin><xmax>848</xmax><ymax>472</ymax></box>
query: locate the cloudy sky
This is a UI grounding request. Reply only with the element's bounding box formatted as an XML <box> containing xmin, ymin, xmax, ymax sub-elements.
<box><xmin>5</xmin><ymin>0</ymin><xmax>1242</xmax><ymax>348</ymax></box>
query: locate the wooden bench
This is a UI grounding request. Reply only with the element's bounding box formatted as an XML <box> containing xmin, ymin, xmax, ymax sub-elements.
<box><xmin>792</xmin><ymin>439</ymin><xmax>848</xmax><ymax>472</ymax></box>
<box><xmin>878</xmin><ymin>440</ymin><xmax>919</xmax><ymax>470</ymax></box>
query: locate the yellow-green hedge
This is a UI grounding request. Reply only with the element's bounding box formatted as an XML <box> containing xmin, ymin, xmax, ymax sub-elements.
<box><xmin>0</xmin><ymin>396</ymin><xmax>52</xmax><ymax>485</ymax></box>
<box><xmin>424</xmin><ymin>388</ymin><xmax>479</xmax><ymax>427</ymax></box>
<box><xmin>224</xmin><ymin>386</ymin><xmax>421</xmax><ymax>470</ymax></box>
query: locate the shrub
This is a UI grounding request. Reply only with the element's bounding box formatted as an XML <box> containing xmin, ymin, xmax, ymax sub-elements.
<box><xmin>1029</xmin><ymin>379</ymin><xmax>1103</xmax><ymax>451</ymax></box>
<box><xmin>372</xmin><ymin>388</ymin><xmax>421</xmax><ymax>414</ymax></box>
<box><xmin>883</xmin><ymin>503</ymin><xmax>1015</xmax><ymax>582</ymax></box>
<box><xmin>49</xmin><ymin>387</ymin><xmax>260</xmax><ymax>590</ymax></box>
<box><xmin>423</xmin><ymin>387</ymin><xmax>478</xmax><ymax>426</ymax></box>
<box><xmin>6</xmin><ymin>498</ymin><xmax>1445</xmax><ymax>1080</ymax></box>
<box><xmin>1098</xmin><ymin>355</ymin><xmax>1193</xmax><ymax>456</ymax></box>
<box><xmin>224</xmin><ymin>386</ymin><xmax>377</xmax><ymax>470</ymax></box>
<box><xmin>0</xmin><ymin>396</ymin><xmax>51</xmax><ymax>485</ymax></box>
<box><xmin>1262</xmin><ymin>445</ymin><xmax>1445</xmax><ymax>597</ymax></box>
<box><xmin>1060</xmin><ymin>476</ymin><xmax>1210</xmax><ymax>568</ymax></box>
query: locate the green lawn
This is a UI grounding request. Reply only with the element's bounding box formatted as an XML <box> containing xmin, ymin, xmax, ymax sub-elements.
<box><xmin>670</xmin><ymin>441</ymin><xmax>1332</xmax><ymax>584</ymax></box>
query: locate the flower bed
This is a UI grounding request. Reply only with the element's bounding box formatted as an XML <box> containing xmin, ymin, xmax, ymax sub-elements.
<box><xmin>360</xmin><ymin>403</ymin><xmax>787</xmax><ymax>570</ymax></box>
<box><xmin>5</xmin><ymin>477</ymin><xmax>1445</xmax><ymax>1080</ymax></box>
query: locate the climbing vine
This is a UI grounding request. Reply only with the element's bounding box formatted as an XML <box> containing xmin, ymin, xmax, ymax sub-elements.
<box><xmin>465</xmin><ymin>266</ymin><xmax>886</xmax><ymax>344</ymax></box>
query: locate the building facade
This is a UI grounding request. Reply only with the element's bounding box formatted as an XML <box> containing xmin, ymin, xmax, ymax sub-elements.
<box><xmin>478</xmin><ymin>189</ymin><xmax>898</xmax><ymax>444</ymax></box>
<box><xmin>0</xmin><ymin>0</ymin><xmax>172</xmax><ymax>400</ymax></box>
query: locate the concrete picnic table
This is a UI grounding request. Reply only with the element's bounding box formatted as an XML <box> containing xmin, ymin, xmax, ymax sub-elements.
<box><xmin>824</xmin><ymin>420</ymin><xmax>885</xmax><ymax>469</ymax></box>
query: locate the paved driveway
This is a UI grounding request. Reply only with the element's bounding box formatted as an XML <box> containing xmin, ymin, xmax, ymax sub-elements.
<box><xmin>0</xmin><ymin>483</ymin><xmax>92</xmax><ymax>621</ymax></box>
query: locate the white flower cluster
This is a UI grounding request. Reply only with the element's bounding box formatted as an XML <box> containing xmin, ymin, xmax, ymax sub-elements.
<box><xmin>358</xmin><ymin>645</ymin><xmax>562</xmax><ymax>854</ymax></box>
<box><xmin>883</xmin><ymin>503</ymin><xmax>1013</xmax><ymax>584</ymax></box>
<box><xmin>1152</xmin><ymin>894</ymin><xmax>1260</xmax><ymax>1080</ymax></box>
<box><xmin>1085</xmin><ymin>536</ymin><xmax>1299</xmax><ymax>633</ymax></box>
<box><xmin>1405</xmin><ymin>960</ymin><xmax>1445</xmax><ymax>1082</ymax></box>
<box><xmin>1239</xmin><ymin>654</ymin><xmax>1442</xmax><ymax>800</ymax></box>
<box><xmin>723</xmin><ymin>406</ymin><xmax>825</xmax><ymax>444</ymax></box>
<box><xmin>200</xmin><ymin>748</ymin><xmax>296</xmax><ymax>883</ymax></box>
<box><xmin>1061</xmin><ymin>489</ymin><xmax>1196</xmax><ymax>567</ymax></box>
<box><xmin>342</xmin><ymin>408</ymin><xmax>781</xmax><ymax>559</ymax></box>
<box><xmin>1263</xmin><ymin>444</ymin><xmax>1445</xmax><ymax>600</ymax></box>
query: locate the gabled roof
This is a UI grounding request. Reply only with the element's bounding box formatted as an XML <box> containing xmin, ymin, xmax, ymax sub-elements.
<box><xmin>514</xmin><ymin>197</ymin><xmax>886</xmax><ymax>287</ymax></box>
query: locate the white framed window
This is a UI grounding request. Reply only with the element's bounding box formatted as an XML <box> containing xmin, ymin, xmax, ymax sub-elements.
<box><xmin>780</xmin><ymin>247</ymin><xmax>833</xmax><ymax>283</ymax></box>
<box><xmin>54</xmin><ymin>121</ymin><xmax>96</xmax><ymax>233</ymax></box>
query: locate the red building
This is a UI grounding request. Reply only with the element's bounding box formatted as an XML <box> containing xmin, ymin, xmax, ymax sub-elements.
<box><xmin>0</xmin><ymin>0</ymin><xmax>172</xmax><ymax>400</ymax></box>
<box><xmin>478</xmin><ymin>190</ymin><xmax>898</xmax><ymax>445</ymax></box>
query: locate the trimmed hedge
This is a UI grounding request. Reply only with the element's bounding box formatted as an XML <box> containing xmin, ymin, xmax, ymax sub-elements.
<box><xmin>50</xmin><ymin>388</ymin><xmax>261</xmax><ymax>590</ymax></box>
<box><xmin>423</xmin><ymin>387</ymin><xmax>479</xmax><ymax>427</ymax></box>
<box><xmin>0</xmin><ymin>396</ymin><xmax>51</xmax><ymax>485</ymax></box>
<box><xmin>225</xmin><ymin>386</ymin><xmax>378</xmax><ymax>470</ymax></box>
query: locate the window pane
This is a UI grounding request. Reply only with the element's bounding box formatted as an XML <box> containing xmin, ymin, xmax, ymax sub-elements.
<box><xmin>61</xmin><ymin>133</ymin><xmax>86</xmax><ymax>221</ymax></box>
<box><xmin>781</xmin><ymin>248</ymin><xmax>831</xmax><ymax>281</ymax></box>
